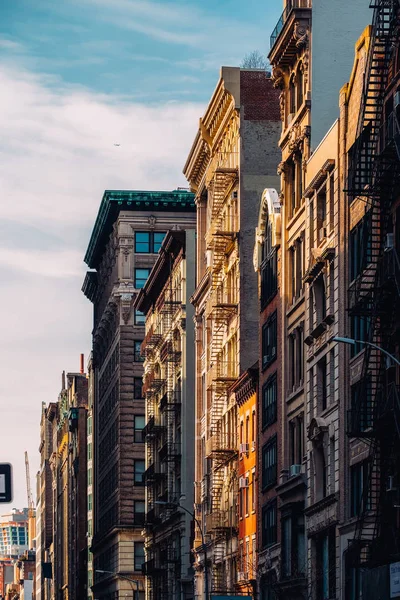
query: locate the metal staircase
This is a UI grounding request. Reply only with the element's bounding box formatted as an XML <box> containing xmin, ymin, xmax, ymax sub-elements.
<box><xmin>346</xmin><ymin>0</ymin><xmax>400</xmax><ymax>571</ymax></box>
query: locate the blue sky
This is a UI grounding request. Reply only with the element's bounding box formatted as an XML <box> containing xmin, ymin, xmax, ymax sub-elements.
<box><xmin>0</xmin><ymin>0</ymin><xmax>282</xmax><ymax>510</ymax></box>
<box><xmin>2</xmin><ymin>0</ymin><xmax>282</xmax><ymax>102</ymax></box>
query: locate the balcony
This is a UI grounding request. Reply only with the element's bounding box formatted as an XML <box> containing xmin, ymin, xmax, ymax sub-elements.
<box><xmin>143</xmin><ymin>463</ymin><xmax>167</xmax><ymax>486</ymax></box>
<box><xmin>206</xmin><ymin>361</ymin><xmax>237</xmax><ymax>390</ymax></box>
<box><xmin>269</xmin><ymin>0</ymin><xmax>311</xmax><ymax>63</ymax></box>
<box><xmin>159</xmin><ymin>441</ymin><xmax>181</xmax><ymax>463</ymax></box>
<box><xmin>142</xmin><ymin>559</ymin><xmax>164</xmax><ymax>576</ymax></box>
<box><xmin>205</xmin><ymin>432</ymin><xmax>237</xmax><ymax>458</ymax></box>
<box><xmin>159</xmin><ymin>391</ymin><xmax>181</xmax><ymax>412</ymax></box>
<box><xmin>142</xmin><ymin>416</ymin><xmax>166</xmax><ymax>440</ymax></box>
<box><xmin>206</xmin><ymin>510</ymin><xmax>236</xmax><ymax>532</ymax></box>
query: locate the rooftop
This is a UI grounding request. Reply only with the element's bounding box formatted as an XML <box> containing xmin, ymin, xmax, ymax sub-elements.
<box><xmin>84</xmin><ymin>189</ymin><xmax>195</xmax><ymax>269</ymax></box>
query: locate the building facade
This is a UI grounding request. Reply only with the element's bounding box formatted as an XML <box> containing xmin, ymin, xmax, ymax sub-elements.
<box><xmin>267</xmin><ymin>1</ymin><xmax>372</xmax><ymax>598</ymax></box>
<box><xmin>136</xmin><ymin>229</ymin><xmax>196</xmax><ymax>600</ymax></box>
<box><xmin>36</xmin><ymin>402</ymin><xmax>57</xmax><ymax>600</ymax></box>
<box><xmin>87</xmin><ymin>355</ymin><xmax>94</xmax><ymax>600</ymax></box>
<box><xmin>232</xmin><ymin>366</ymin><xmax>258</xmax><ymax>598</ymax></box>
<box><xmin>82</xmin><ymin>189</ymin><xmax>195</xmax><ymax>600</ymax></box>
<box><xmin>253</xmin><ymin>187</ymin><xmax>282</xmax><ymax>600</ymax></box>
<box><xmin>0</xmin><ymin>510</ymin><xmax>29</xmax><ymax>558</ymax></box>
<box><xmin>183</xmin><ymin>66</ymin><xmax>281</xmax><ymax>598</ymax></box>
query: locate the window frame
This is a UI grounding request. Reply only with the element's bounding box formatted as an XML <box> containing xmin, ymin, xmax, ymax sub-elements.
<box><xmin>134</xmin><ymin>541</ymin><xmax>145</xmax><ymax>571</ymax></box>
<box><xmin>134</xmin><ymin>340</ymin><xmax>144</xmax><ymax>362</ymax></box>
<box><xmin>134</xmin><ymin>415</ymin><xmax>145</xmax><ymax>443</ymax></box>
<box><xmin>133</xmin><ymin>459</ymin><xmax>145</xmax><ymax>486</ymax></box>
<box><xmin>262</xmin><ymin>373</ymin><xmax>277</xmax><ymax>429</ymax></box>
<box><xmin>134</xmin><ymin>377</ymin><xmax>143</xmax><ymax>400</ymax></box>
<box><xmin>135</xmin><ymin>231</ymin><xmax>166</xmax><ymax>254</ymax></box>
<box><xmin>262</xmin><ymin>499</ymin><xmax>277</xmax><ymax>548</ymax></box>
<box><xmin>262</xmin><ymin>435</ymin><xmax>277</xmax><ymax>491</ymax></box>
<box><xmin>134</xmin><ymin>268</ymin><xmax>151</xmax><ymax>290</ymax></box>
<box><xmin>262</xmin><ymin>311</ymin><xmax>277</xmax><ymax>371</ymax></box>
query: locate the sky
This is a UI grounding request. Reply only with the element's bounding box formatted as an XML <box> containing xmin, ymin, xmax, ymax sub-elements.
<box><xmin>0</xmin><ymin>0</ymin><xmax>282</xmax><ymax>510</ymax></box>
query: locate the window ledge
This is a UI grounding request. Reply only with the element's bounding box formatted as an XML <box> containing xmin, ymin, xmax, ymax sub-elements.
<box><xmin>286</xmin><ymin>292</ymin><xmax>305</xmax><ymax>316</ymax></box>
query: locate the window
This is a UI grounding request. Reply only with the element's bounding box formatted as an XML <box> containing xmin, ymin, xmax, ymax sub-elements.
<box><xmin>350</xmin><ymin>315</ymin><xmax>370</xmax><ymax>357</ymax></box>
<box><xmin>281</xmin><ymin>511</ymin><xmax>305</xmax><ymax>579</ymax></box>
<box><xmin>135</xmin><ymin>268</ymin><xmax>150</xmax><ymax>289</ymax></box>
<box><xmin>262</xmin><ymin>500</ymin><xmax>277</xmax><ymax>548</ymax></box>
<box><xmin>262</xmin><ymin>374</ymin><xmax>277</xmax><ymax>429</ymax></box>
<box><xmin>252</xmin><ymin>411</ymin><xmax>256</xmax><ymax>443</ymax></box>
<box><xmin>88</xmin><ymin>494</ymin><xmax>92</xmax><ymax>511</ymax></box>
<box><xmin>316</xmin><ymin>529</ymin><xmax>336</xmax><ymax>600</ymax></box>
<box><xmin>317</xmin><ymin>355</ymin><xmax>328</xmax><ymax>411</ymax></box>
<box><xmin>134</xmin><ymin>340</ymin><xmax>144</xmax><ymax>362</ymax></box>
<box><xmin>289</xmin><ymin>74</ymin><xmax>296</xmax><ymax>116</ymax></box>
<box><xmin>261</xmin><ymin>218</ymin><xmax>277</xmax><ymax>307</ymax></box>
<box><xmin>351</xmin><ymin>377</ymin><xmax>373</xmax><ymax>432</ymax></box>
<box><xmin>317</xmin><ymin>186</ymin><xmax>327</xmax><ymax>244</ymax></box>
<box><xmin>288</xmin><ymin>159</ymin><xmax>296</xmax><ymax>216</ymax></box>
<box><xmin>134</xmin><ymin>541</ymin><xmax>145</xmax><ymax>571</ymax></box>
<box><xmin>251</xmin><ymin>470</ymin><xmax>256</xmax><ymax>511</ymax></box>
<box><xmin>289</xmin><ymin>415</ymin><xmax>304</xmax><ymax>471</ymax></box>
<box><xmin>349</xmin><ymin>215</ymin><xmax>372</xmax><ymax>281</ymax></box>
<box><xmin>135</xmin><ymin>231</ymin><xmax>166</xmax><ymax>254</ymax></box>
<box><xmin>88</xmin><ymin>469</ymin><xmax>92</xmax><ymax>486</ymax></box>
<box><xmin>134</xmin><ymin>377</ymin><xmax>143</xmax><ymax>400</ymax></box>
<box><xmin>245</xmin><ymin>416</ymin><xmax>249</xmax><ymax>444</ymax></box>
<box><xmin>88</xmin><ymin>417</ymin><xmax>92</xmax><ymax>436</ymax></box>
<box><xmin>88</xmin><ymin>444</ymin><xmax>92</xmax><ymax>460</ymax></box>
<box><xmin>262</xmin><ymin>436</ymin><xmax>277</xmax><ymax>490</ymax></box>
<box><xmin>133</xmin><ymin>500</ymin><xmax>145</xmax><ymax>526</ymax></box>
<box><xmin>312</xmin><ymin>273</ymin><xmax>327</xmax><ymax>326</ymax></box>
<box><xmin>289</xmin><ymin>237</ymin><xmax>303</xmax><ymax>303</ymax></box>
<box><xmin>297</xmin><ymin>64</ymin><xmax>304</xmax><ymax>108</ymax></box>
<box><xmin>134</xmin><ymin>460</ymin><xmax>145</xmax><ymax>485</ymax></box>
<box><xmin>350</xmin><ymin>460</ymin><xmax>370</xmax><ymax>517</ymax></box>
<box><xmin>134</xmin><ymin>310</ymin><xmax>146</xmax><ymax>325</ymax></box>
<box><xmin>262</xmin><ymin>312</ymin><xmax>277</xmax><ymax>370</ymax></box>
<box><xmin>134</xmin><ymin>415</ymin><xmax>145</xmax><ymax>443</ymax></box>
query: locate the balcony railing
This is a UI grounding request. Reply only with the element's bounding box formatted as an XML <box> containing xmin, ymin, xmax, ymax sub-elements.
<box><xmin>205</xmin><ymin>432</ymin><xmax>237</xmax><ymax>457</ymax></box>
<box><xmin>206</xmin><ymin>361</ymin><xmax>237</xmax><ymax>389</ymax></box>
<box><xmin>270</xmin><ymin>0</ymin><xmax>311</xmax><ymax>48</ymax></box>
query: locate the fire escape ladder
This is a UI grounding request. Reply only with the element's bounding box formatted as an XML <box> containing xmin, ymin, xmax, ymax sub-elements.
<box><xmin>350</xmin><ymin>0</ymin><xmax>399</xmax><ymax>198</ymax></box>
<box><xmin>346</xmin><ymin>0</ymin><xmax>400</xmax><ymax>570</ymax></box>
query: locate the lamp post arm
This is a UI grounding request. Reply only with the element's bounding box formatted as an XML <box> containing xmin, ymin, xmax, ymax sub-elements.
<box><xmin>360</xmin><ymin>340</ymin><xmax>400</xmax><ymax>368</ymax></box>
<box><xmin>176</xmin><ymin>504</ymin><xmax>208</xmax><ymax>600</ymax></box>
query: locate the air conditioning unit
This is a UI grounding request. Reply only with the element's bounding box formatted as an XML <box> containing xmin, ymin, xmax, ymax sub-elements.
<box><xmin>251</xmin><ymin>440</ymin><xmax>256</xmax><ymax>452</ymax></box>
<box><xmin>238</xmin><ymin>571</ymin><xmax>249</xmax><ymax>582</ymax></box>
<box><xmin>239</xmin><ymin>443</ymin><xmax>249</xmax><ymax>455</ymax></box>
<box><xmin>385</xmin><ymin>233</ymin><xmax>394</xmax><ymax>250</ymax></box>
<box><xmin>239</xmin><ymin>476</ymin><xmax>249</xmax><ymax>489</ymax></box>
<box><xmin>231</xmin><ymin>191</ymin><xmax>238</xmax><ymax>200</ymax></box>
<box><xmin>289</xmin><ymin>464</ymin><xmax>302</xmax><ymax>477</ymax></box>
<box><xmin>395</xmin><ymin>90</ymin><xmax>400</xmax><ymax>109</ymax></box>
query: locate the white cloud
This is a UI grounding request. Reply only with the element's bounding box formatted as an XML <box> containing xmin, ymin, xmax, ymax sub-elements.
<box><xmin>0</xmin><ymin>64</ymin><xmax>203</xmax><ymax>508</ymax></box>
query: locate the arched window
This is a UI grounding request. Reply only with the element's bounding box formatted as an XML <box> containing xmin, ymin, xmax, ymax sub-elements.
<box><xmin>297</xmin><ymin>64</ymin><xmax>304</xmax><ymax>108</ymax></box>
<box><xmin>289</xmin><ymin>74</ymin><xmax>296</xmax><ymax>117</ymax></box>
<box><xmin>262</xmin><ymin>218</ymin><xmax>273</xmax><ymax>262</ymax></box>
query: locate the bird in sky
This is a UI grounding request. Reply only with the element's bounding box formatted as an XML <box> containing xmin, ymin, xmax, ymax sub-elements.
<box><xmin>114</xmin><ymin>143</ymin><xmax>121</xmax><ymax>147</ymax></box>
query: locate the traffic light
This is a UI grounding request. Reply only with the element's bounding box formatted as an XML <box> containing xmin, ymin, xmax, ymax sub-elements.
<box><xmin>0</xmin><ymin>464</ymin><xmax>12</xmax><ymax>503</ymax></box>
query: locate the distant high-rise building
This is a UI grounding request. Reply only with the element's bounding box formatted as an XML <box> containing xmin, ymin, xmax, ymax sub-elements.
<box><xmin>0</xmin><ymin>509</ymin><xmax>28</xmax><ymax>558</ymax></box>
<box><xmin>82</xmin><ymin>189</ymin><xmax>196</xmax><ymax>600</ymax></box>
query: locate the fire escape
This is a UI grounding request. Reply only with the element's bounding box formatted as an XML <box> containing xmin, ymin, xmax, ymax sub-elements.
<box><xmin>347</xmin><ymin>0</ymin><xmax>400</xmax><ymax>573</ymax></box>
<box><xmin>204</xmin><ymin>165</ymin><xmax>239</xmax><ymax>594</ymax></box>
<box><xmin>142</xmin><ymin>261</ymin><xmax>183</xmax><ymax>600</ymax></box>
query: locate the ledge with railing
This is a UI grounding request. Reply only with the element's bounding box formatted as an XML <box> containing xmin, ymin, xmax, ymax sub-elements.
<box><xmin>270</xmin><ymin>0</ymin><xmax>311</xmax><ymax>49</ymax></box>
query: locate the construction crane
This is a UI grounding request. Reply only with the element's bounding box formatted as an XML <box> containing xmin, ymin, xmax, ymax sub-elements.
<box><xmin>24</xmin><ymin>451</ymin><xmax>34</xmax><ymax>518</ymax></box>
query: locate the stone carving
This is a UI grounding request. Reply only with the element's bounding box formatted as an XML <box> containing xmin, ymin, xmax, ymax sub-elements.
<box><xmin>279</xmin><ymin>91</ymin><xmax>285</xmax><ymax>121</ymax></box>
<box><xmin>294</xmin><ymin>21</ymin><xmax>309</xmax><ymax>49</ymax></box>
<box><xmin>272</xmin><ymin>66</ymin><xmax>284</xmax><ymax>90</ymax></box>
<box><xmin>277</xmin><ymin>161</ymin><xmax>286</xmax><ymax>176</ymax></box>
<box><xmin>288</xmin><ymin>123</ymin><xmax>311</xmax><ymax>154</ymax></box>
<box><xmin>148</xmin><ymin>215</ymin><xmax>156</xmax><ymax>229</ymax></box>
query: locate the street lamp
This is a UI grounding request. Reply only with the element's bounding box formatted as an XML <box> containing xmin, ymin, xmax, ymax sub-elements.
<box><xmin>332</xmin><ymin>336</ymin><xmax>400</xmax><ymax>368</ymax></box>
<box><xmin>154</xmin><ymin>500</ymin><xmax>209</xmax><ymax>600</ymax></box>
<box><xmin>95</xmin><ymin>570</ymin><xmax>140</xmax><ymax>600</ymax></box>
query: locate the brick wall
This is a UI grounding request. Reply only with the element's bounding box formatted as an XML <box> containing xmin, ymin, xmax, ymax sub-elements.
<box><xmin>240</xmin><ymin>71</ymin><xmax>281</xmax><ymax>121</ymax></box>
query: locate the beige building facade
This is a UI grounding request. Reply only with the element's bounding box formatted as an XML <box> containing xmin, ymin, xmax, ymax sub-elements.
<box><xmin>184</xmin><ymin>66</ymin><xmax>281</xmax><ymax>598</ymax></box>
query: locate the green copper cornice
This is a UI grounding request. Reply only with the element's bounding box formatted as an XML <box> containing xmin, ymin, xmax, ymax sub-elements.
<box><xmin>84</xmin><ymin>189</ymin><xmax>195</xmax><ymax>269</ymax></box>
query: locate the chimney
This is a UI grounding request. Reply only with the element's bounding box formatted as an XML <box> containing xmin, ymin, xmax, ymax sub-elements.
<box><xmin>61</xmin><ymin>371</ymin><xmax>66</xmax><ymax>390</ymax></box>
<box><xmin>80</xmin><ymin>354</ymin><xmax>84</xmax><ymax>374</ymax></box>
